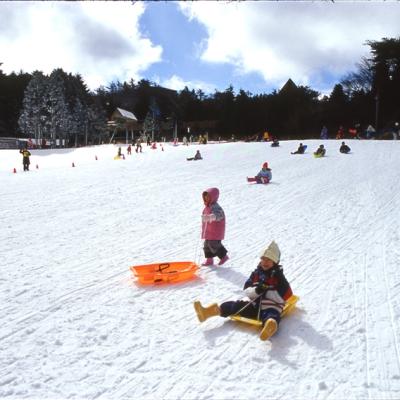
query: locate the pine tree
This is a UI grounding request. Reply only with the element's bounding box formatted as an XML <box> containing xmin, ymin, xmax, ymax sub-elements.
<box><xmin>45</xmin><ymin>69</ymin><xmax>74</xmax><ymax>146</ymax></box>
<box><xmin>18</xmin><ymin>71</ymin><xmax>48</xmax><ymax>142</ymax></box>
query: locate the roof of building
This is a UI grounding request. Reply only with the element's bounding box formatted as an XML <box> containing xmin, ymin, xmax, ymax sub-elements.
<box><xmin>116</xmin><ymin>108</ymin><xmax>137</xmax><ymax>121</ymax></box>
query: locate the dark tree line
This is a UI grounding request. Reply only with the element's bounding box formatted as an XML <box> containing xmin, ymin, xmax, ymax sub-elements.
<box><xmin>1</xmin><ymin>37</ymin><xmax>399</xmax><ymax>143</ymax></box>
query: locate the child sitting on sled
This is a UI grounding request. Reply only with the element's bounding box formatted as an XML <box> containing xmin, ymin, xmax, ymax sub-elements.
<box><xmin>339</xmin><ymin>142</ymin><xmax>351</xmax><ymax>154</ymax></box>
<box><xmin>201</xmin><ymin>188</ymin><xmax>228</xmax><ymax>266</ymax></box>
<box><xmin>249</xmin><ymin>162</ymin><xmax>272</xmax><ymax>184</ymax></box>
<box><xmin>314</xmin><ymin>144</ymin><xmax>326</xmax><ymax>157</ymax></box>
<box><xmin>187</xmin><ymin>150</ymin><xmax>202</xmax><ymax>161</ymax></box>
<box><xmin>291</xmin><ymin>143</ymin><xmax>306</xmax><ymax>154</ymax></box>
<box><xmin>194</xmin><ymin>241</ymin><xmax>293</xmax><ymax>340</ymax></box>
<box><xmin>256</xmin><ymin>162</ymin><xmax>272</xmax><ymax>183</ymax></box>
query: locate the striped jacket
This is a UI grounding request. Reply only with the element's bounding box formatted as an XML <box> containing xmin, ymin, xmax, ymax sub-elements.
<box><xmin>243</xmin><ymin>264</ymin><xmax>292</xmax><ymax>314</ymax></box>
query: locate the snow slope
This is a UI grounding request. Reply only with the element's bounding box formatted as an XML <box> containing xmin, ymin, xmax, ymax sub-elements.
<box><xmin>1</xmin><ymin>140</ymin><xmax>400</xmax><ymax>399</ymax></box>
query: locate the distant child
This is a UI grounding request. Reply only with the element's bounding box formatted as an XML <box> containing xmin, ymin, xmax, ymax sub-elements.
<box><xmin>271</xmin><ymin>137</ymin><xmax>280</xmax><ymax>147</ymax></box>
<box><xmin>339</xmin><ymin>142</ymin><xmax>351</xmax><ymax>154</ymax></box>
<box><xmin>20</xmin><ymin>147</ymin><xmax>31</xmax><ymax>171</ymax></box>
<box><xmin>320</xmin><ymin>125</ymin><xmax>328</xmax><ymax>140</ymax></box>
<box><xmin>127</xmin><ymin>145</ymin><xmax>132</xmax><ymax>155</ymax></box>
<box><xmin>135</xmin><ymin>139</ymin><xmax>142</xmax><ymax>153</ymax></box>
<box><xmin>187</xmin><ymin>150</ymin><xmax>202</xmax><ymax>161</ymax></box>
<box><xmin>256</xmin><ymin>162</ymin><xmax>272</xmax><ymax>183</ymax></box>
<box><xmin>291</xmin><ymin>143</ymin><xmax>306</xmax><ymax>154</ymax></box>
<box><xmin>201</xmin><ymin>188</ymin><xmax>228</xmax><ymax>266</ymax></box>
<box><xmin>314</xmin><ymin>144</ymin><xmax>326</xmax><ymax>157</ymax></box>
<box><xmin>336</xmin><ymin>126</ymin><xmax>344</xmax><ymax>139</ymax></box>
<box><xmin>194</xmin><ymin>241</ymin><xmax>293</xmax><ymax>341</ymax></box>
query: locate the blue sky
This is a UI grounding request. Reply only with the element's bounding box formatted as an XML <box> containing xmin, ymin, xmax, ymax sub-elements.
<box><xmin>1</xmin><ymin>1</ymin><xmax>400</xmax><ymax>96</ymax></box>
<box><xmin>140</xmin><ymin>2</ymin><xmax>269</xmax><ymax>94</ymax></box>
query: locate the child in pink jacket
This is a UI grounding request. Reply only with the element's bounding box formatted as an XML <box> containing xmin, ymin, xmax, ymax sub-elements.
<box><xmin>201</xmin><ymin>188</ymin><xmax>228</xmax><ymax>266</ymax></box>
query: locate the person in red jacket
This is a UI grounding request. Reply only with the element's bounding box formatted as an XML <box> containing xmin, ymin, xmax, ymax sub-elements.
<box><xmin>201</xmin><ymin>187</ymin><xmax>228</xmax><ymax>266</ymax></box>
<box><xmin>194</xmin><ymin>241</ymin><xmax>292</xmax><ymax>341</ymax></box>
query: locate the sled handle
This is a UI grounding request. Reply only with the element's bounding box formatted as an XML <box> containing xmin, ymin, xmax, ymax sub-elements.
<box><xmin>158</xmin><ymin>263</ymin><xmax>170</xmax><ymax>272</ymax></box>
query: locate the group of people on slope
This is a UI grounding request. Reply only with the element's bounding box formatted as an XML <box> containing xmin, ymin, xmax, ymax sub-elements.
<box><xmin>290</xmin><ymin>142</ymin><xmax>351</xmax><ymax>156</ymax></box>
<box><xmin>195</xmin><ymin>186</ymin><xmax>292</xmax><ymax>341</ymax></box>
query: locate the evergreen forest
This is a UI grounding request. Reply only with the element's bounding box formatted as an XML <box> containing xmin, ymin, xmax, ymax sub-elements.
<box><xmin>0</xmin><ymin>37</ymin><xmax>399</xmax><ymax>145</ymax></box>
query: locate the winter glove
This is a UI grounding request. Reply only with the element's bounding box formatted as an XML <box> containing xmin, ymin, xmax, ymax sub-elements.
<box><xmin>255</xmin><ymin>283</ymin><xmax>274</xmax><ymax>294</ymax></box>
<box><xmin>202</xmin><ymin>214</ymin><xmax>217</xmax><ymax>223</ymax></box>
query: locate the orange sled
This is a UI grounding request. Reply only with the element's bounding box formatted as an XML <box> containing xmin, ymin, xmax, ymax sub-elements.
<box><xmin>130</xmin><ymin>261</ymin><xmax>199</xmax><ymax>285</ymax></box>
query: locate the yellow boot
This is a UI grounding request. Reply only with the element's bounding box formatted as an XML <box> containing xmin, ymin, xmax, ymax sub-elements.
<box><xmin>260</xmin><ymin>318</ymin><xmax>278</xmax><ymax>341</ymax></box>
<box><xmin>194</xmin><ymin>301</ymin><xmax>220</xmax><ymax>322</ymax></box>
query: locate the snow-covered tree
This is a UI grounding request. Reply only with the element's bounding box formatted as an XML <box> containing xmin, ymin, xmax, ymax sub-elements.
<box><xmin>87</xmin><ymin>103</ymin><xmax>107</xmax><ymax>145</ymax></box>
<box><xmin>44</xmin><ymin>69</ymin><xmax>74</xmax><ymax>145</ymax></box>
<box><xmin>18</xmin><ymin>71</ymin><xmax>48</xmax><ymax>141</ymax></box>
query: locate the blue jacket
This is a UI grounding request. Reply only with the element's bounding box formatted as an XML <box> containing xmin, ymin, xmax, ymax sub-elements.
<box><xmin>256</xmin><ymin>168</ymin><xmax>272</xmax><ymax>181</ymax></box>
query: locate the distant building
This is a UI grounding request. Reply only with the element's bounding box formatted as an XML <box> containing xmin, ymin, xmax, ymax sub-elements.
<box><xmin>108</xmin><ymin>108</ymin><xmax>140</xmax><ymax>144</ymax></box>
<box><xmin>279</xmin><ymin>79</ymin><xmax>298</xmax><ymax>95</ymax></box>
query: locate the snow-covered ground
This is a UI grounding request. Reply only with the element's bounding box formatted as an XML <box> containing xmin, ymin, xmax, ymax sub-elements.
<box><xmin>1</xmin><ymin>139</ymin><xmax>400</xmax><ymax>399</ymax></box>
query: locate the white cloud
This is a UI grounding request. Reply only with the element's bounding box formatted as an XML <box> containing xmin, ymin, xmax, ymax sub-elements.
<box><xmin>155</xmin><ymin>74</ymin><xmax>216</xmax><ymax>94</ymax></box>
<box><xmin>0</xmin><ymin>1</ymin><xmax>162</xmax><ymax>90</ymax></box>
<box><xmin>178</xmin><ymin>1</ymin><xmax>400</xmax><ymax>91</ymax></box>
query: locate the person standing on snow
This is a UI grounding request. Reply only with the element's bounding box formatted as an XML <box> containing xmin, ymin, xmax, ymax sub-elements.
<box><xmin>194</xmin><ymin>241</ymin><xmax>293</xmax><ymax>341</ymax></box>
<box><xmin>320</xmin><ymin>125</ymin><xmax>328</xmax><ymax>139</ymax></box>
<box><xmin>20</xmin><ymin>147</ymin><xmax>31</xmax><ymax>171</ymax></box>
<box><xmin>201</xmin><ymin>188</ymin><xmax>228</xmax><ymax>266</ymax></box>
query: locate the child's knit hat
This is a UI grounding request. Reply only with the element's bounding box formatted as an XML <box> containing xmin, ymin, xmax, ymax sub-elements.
<box><xmin>262</xmin><ymin>162</ymin><xmax>269</xmax><ymax>168</ymax></box>
<box><xmin>260</xmin><ymin>241</ymin><xmax>280</xmax><ymax>264</ymax></box>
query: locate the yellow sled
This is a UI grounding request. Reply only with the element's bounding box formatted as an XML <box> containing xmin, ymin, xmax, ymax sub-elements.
<box><xmin>229</xmin><ymin>295</ymin><xmax>299</xmax><ymax>326</ymax></box>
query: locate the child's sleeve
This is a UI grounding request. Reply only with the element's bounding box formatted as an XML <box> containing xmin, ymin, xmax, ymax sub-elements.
<box><xmin>277</xmin><ymin>269</ymin><xmax>293</xmax><ymax>300</ymax></box>
<box><xmin>211</xmin><ymin>203</ymin><xmax>225</xmax><ymax>221</ymax></box>
<box><xmin>243</xmin><ymin>271</ymin><xmax>255</xmax><ymax>290</ymax></box>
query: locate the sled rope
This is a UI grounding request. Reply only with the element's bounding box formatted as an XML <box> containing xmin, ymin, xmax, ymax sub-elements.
<box><xmin>233</xmin><ymin>292</ymin><xmax>264</xmax><ymax>317</ymax></box>
<box><xmin>194</xmin><ymin>220</ymin><xmax>208</xmax><ymax>265</ymax></box>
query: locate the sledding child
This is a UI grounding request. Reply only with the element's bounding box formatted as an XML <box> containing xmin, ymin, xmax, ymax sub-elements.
<box><xmin>271</xmin><ymin>137</ymin><xmax>280</xmax><ymax>147</ymax></box>
<box><xmin>339</xmin><ymin>142</ymin><xmax>351</xmax><ymax>154</ymax></box>
<box><xmin>194</xmin><ymin>241</ymin><xmax>293</xmax><ymax>341</ymax></box>
<box><xmin>291</xmin><ymin>143</ymin><xmax>306</xmax><ymax>154</ymax></box>
<box><xmin>201</xmin><ymin>188</ymin><xmax>228</xmax><ymax>266</ymax></box>
<box><xmin>314</xmin><ymin>144</ymin><xmax>326</xmax><ymax>157</ymax></box>
<box><xmin>187</xmin><ymin>150</ymin><xmax>202</xmax><ymax>161</ymax></box>
<box><xmin>255</xmin><ymin>162</ymin><xmax>272</xmax><ymax>183</ymax></box>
